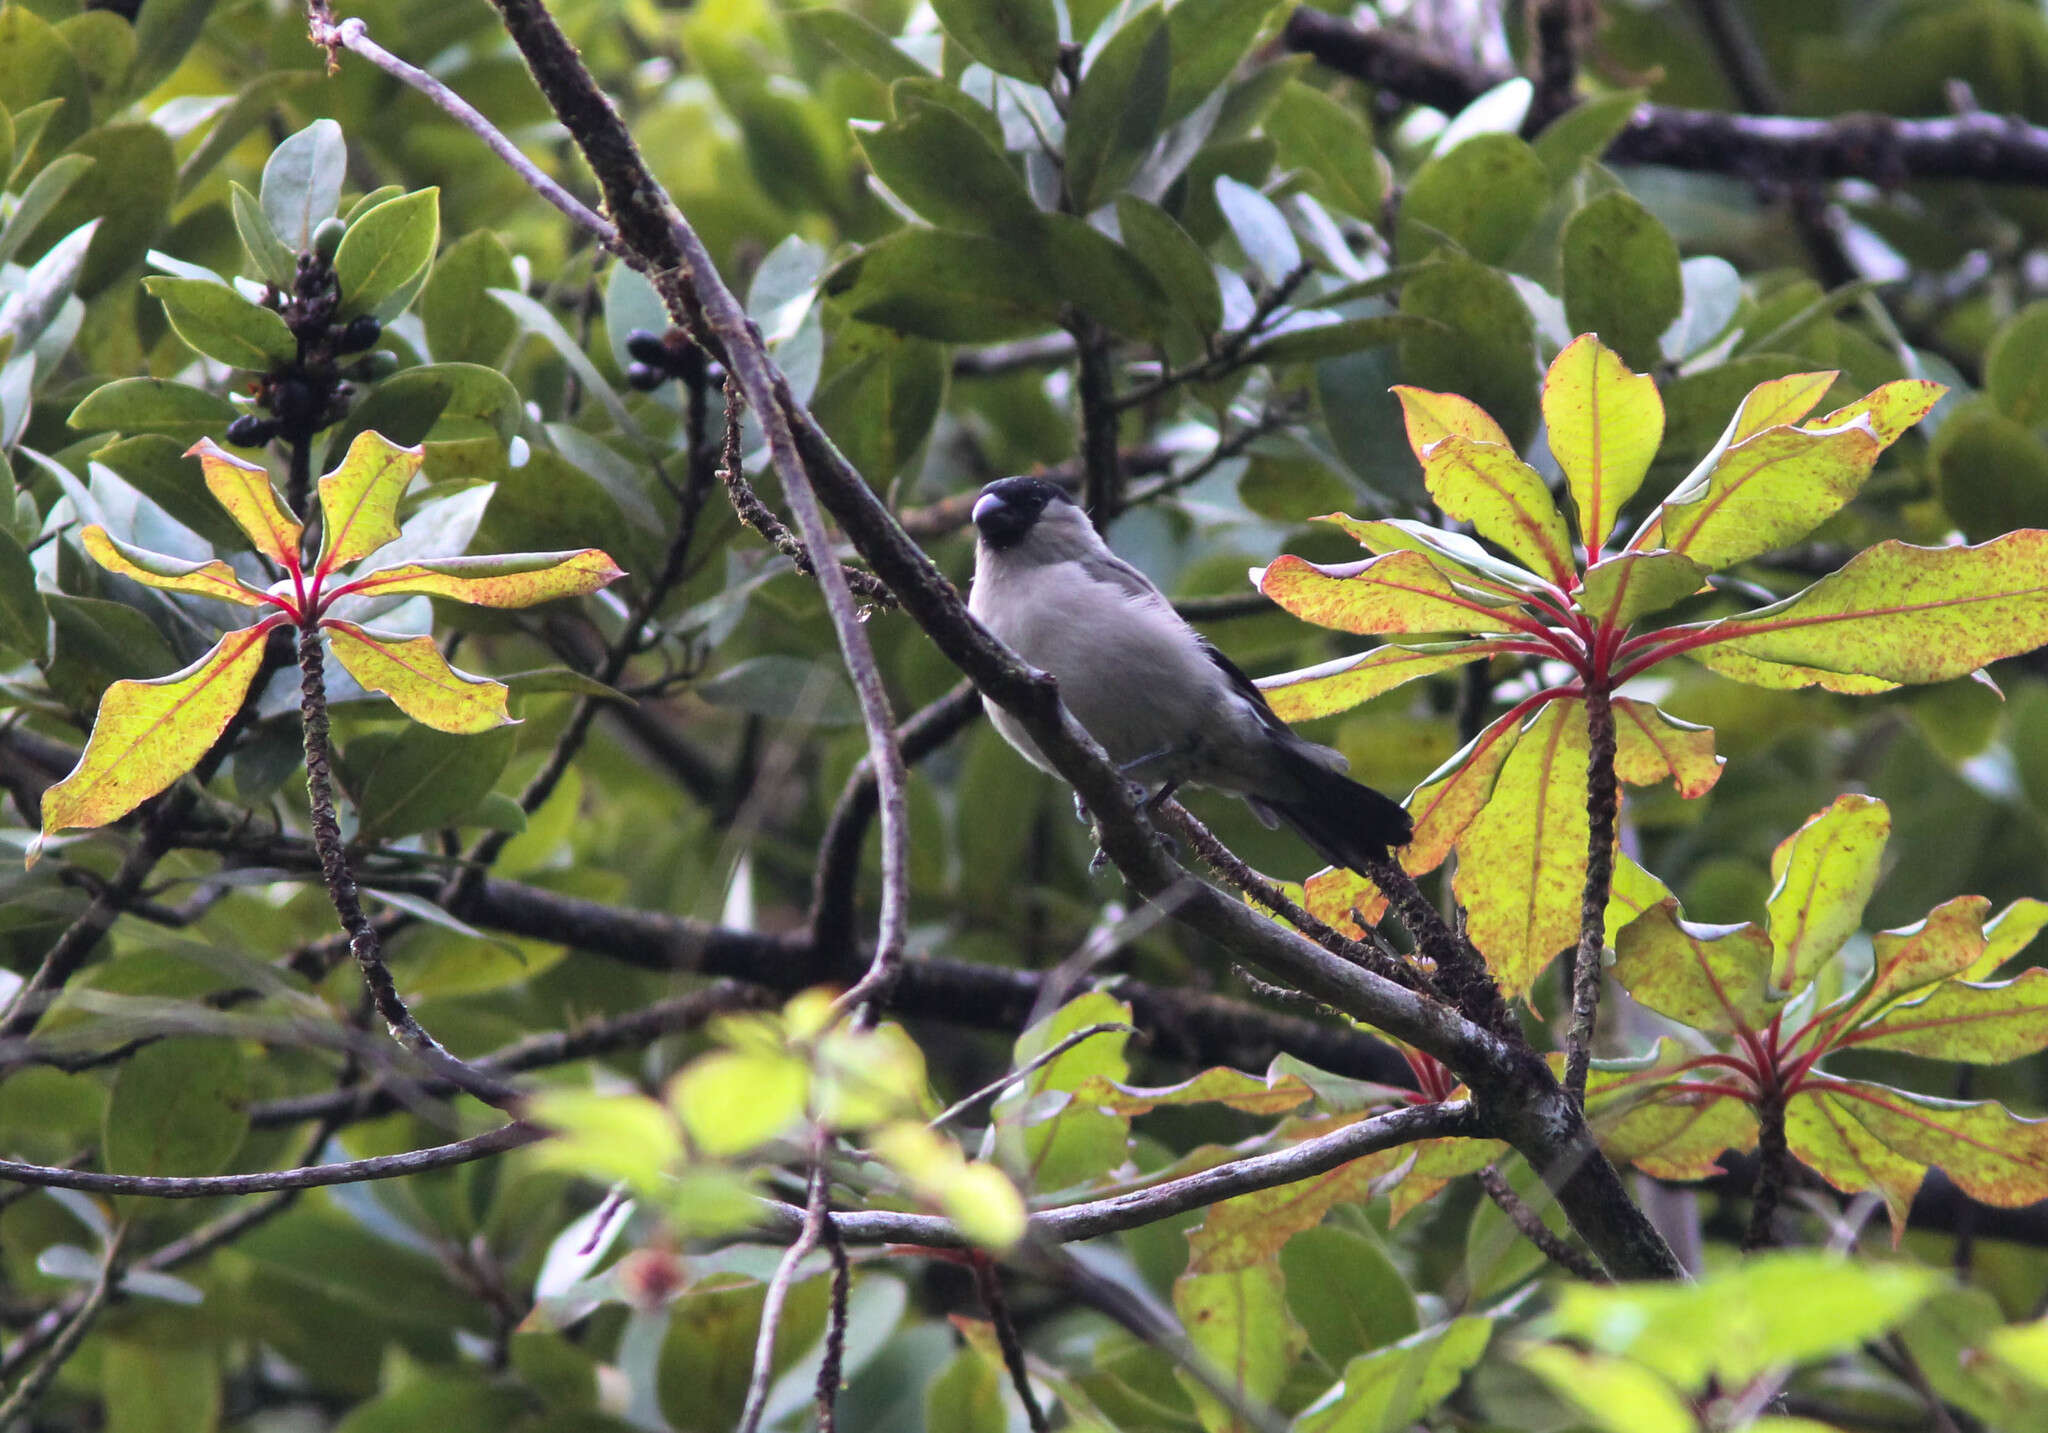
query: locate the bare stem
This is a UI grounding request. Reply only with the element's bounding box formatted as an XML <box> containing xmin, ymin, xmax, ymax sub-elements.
<box><xmin>0</xmin><ymin>1227</ymin><xmax>123</xmax><ymax>1422</ymax></box>
<box><xmin>1564</xmin><ymin>685</ymin><xmax>1617</xmax><ymax>1103</ymax></box>
<box><xmin>974</xmin><ymin>1255</ymin><xmax>1051</xmax><ymax>1433</ymax></box>
<box><xmin>1475</xmin><ymin>1164</ymin><xmax>1607</xmax><ymax>1281</ymax></box>
<box><xmin>739</xmin><ymin>1151</ymin><xmax>832</xmax><ymax>1433</ymax></box>
<box><xmin>814</xmin><ymin>1219</ymin><xmax>850</xmax><ymax>1433</ymax></box>
<box><xmin>296</xmin><ymin>624</ymin><xmax>517</xmax><ymax>1108</ymax></box>
<box><xmin>1745</xmin><ymin>1094</ymin><xmax>1792</xmax><ymax>1250</ymax></box>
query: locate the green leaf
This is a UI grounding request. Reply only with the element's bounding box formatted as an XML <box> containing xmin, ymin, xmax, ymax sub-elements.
<box><xmin>322</xmin><ymin>620</ymin><xmax>514</xmax><ymax>735</ymax></box>
<box><xmin>339</xmin><ymin>724</ymin><xmax>516</xmax><ymax>844</ymax></box>
<box><xmin>1932</xmin><ymin>398</ymin><xmax>2048</xmax><ymax>542</ymax></box>
<box><xmin>1968</xmin><ymin>897</ymin><xmax>2048</xmax><ymax>980</ymax></box>
<box><xmin>1416</xmin><ymin>435</ymin><xmax>1575</xmax><ymax>585</ymax></box>
<box><xmin>1266</xmin><ymin>80</ymin><xmax>1383</xmax><ymax>220</ymax></box>
<box><xmin>1766</xmin><ymin>793</ymin><xmax>1889</xmax><ymax>993</ymax></box>
<box><xmin>1280</xmin><ymin>1226</ymin><xmax>1418</xmax><ymax>1369</ymax></box>
<box><xmin>870</xmin><ymin>1122</ymin><xmax>1028</xmax><ymax>1249</ymax></box>
<box><xmin>992</xmin><ymin>992</ymin><xmax>1133</xmax><ymax>1192</ymax></box>
<box><xmin>315</xmin><ymin>429</ymin><xmax>425</xmax><ymax>576</ymax></box>
<box><xmin>925</xmin><ymin>1349</ymin><xmax>1006</xmax><ymax>1433</ymax></box>
<box><xmin>1186</xmin><ymin>1152</ymin><xmax>1395</xmax><ymax>1275</ymax></box>
<box><xmin>1398</xmin><ymin>254</ymin><xmax>1538</xmax><ymax>450</ymax></box>
<box><xmin>1027</xmin><ymin>211</ymin><xmax>1174</xmax><ymax>340</ymax></box>
<box><xmin>102</xmin><ymin>1038</ymin><xmax>248</xmax><ymax>1177</ymax></box>
<box><xmin>1256</xmin><ymin>639</ymin><xmax>1499</xmax><ymax>722</ymax></box>
<box><xmin>1214</xmin><ymin>174</ymin><xmax>1299</xmax><ymax>288</ymax></box>
<box><xmin>1295</xmin><ymin>1318</ymin><xmax>1492</xmax><ymax>1433</ymax></box>
<box><xmin>1065</xmin><ymin>5</ymin><xmax>1171</xmax><ymax>215</ymax></box>
<box><xmin>1542</xmin><ymin>1251</ymin><xmax>1937</xmax><ymax>1390</ymax></box>
<box><xmin>1559</xmin><ymin>191</ymin><xmax>1682</xmax><ymax>370</ymax></box>
<box><xmin>421</xmin><ymin>229</ymin><xmax>518</xmax><ymax>367</ymax></box>
<box><xmin>1705</xmin><ymin>532</ymin><xmax>2048</xmax><ymax>684</ymax></box>
<box><xmin>1256</xmin><ymin>551</ymin><xmax>1515</xmax><ymax>636</ymax></box>
<box><xmin>260</xmin><ymin>118</ymin><xmax>346</xmax><ymax>251</ymax></box>
<box><xmin>0</xmin><ymin>151</ymin><xmax>93</xmax><ymax>270</ymax></box>
<box><xmin>657</xmin><ymin>1274</ymin><xmax>828</xmax><ymax>1433</ymax></box>
<box><xmin>524</xmin><ymin>1088</ymin><xmax>683</xmax><ymax>1193</ymax></box>
<box><xmin>1611</xmin><ymin>697</ymin><xmax>1721</xmax><ymax>797</ymax></box>
<box><xmin>1073</xmin><ymin>1066</ymin><xmax>1312</xmax><ymax>1118</ymax></box>
<box><xmin>1987</xmin><ymin>298</ymin><xmax>2048</xmax><ymax>425</ymax></box>
<box><xmin>230</xmin><ymin>179</ymin><xmax>296</xmax><ymax>289</ymax></box>
<box><xmin>36</xmin><ymin>618</ymin><xmax>282</xmax><ymax>849</ymax></box>
<box><xmin>29</xmin><ymin>124</ymin><xmax>175</xmax><ymax>295</ymax></box>
<box><xmin>890</xmin><ymin>77</ymin><xmax>1005</xmax><ymax>151</ymax></box>
<box><xmin>0</xmin><ymin>523</ymin><xmax>48</xmax><ymax>661</ymax></box>
<box><xmin>787</xmin><ymin>7</ymin><xmax>930</xmax><ymax>84</ymax></box>
<box><xmin>1531</xmin><ymin>89</ymin><xmax>1645</xmax><ymax>180</ymax></box>
<box><xmin>1613</xmin><ymin>898</ymin><xmax>1779</xmax><ymax>1036</ymax></box>
<box><xmin>323</xmin><ymin>361</ymin><xmax>524</xmax><ymax>462</ymax></box>
<box><xmin>1576</xmin><ymin>551</ymin><xmax>1705</xmax><ymax>631</ymax></box>
<box><xmin>1517</xmin><ymin>1347</ymin><xmax>1693</xmax><ymax>1433</ymax></box>
<box><xmin>1453</xmin><ymin>701</ymin><xmax>1590</xmax><ymax>996</ymax></box>
<box><xmin>928</xmin><ymin>0</ymin><xmax>1059</xmax><ymax>83</ymax></box>
<box><xmin>670</xmin><ymin>1048</ymin><xmax>810</xmax><ymax>1156</ymax></box>
<box><xmin>68</xmin><ymin>378</ymin><xmax>239</xmax><ymax>443</ymax></box>
<box><xmin>1542</xmin><ymin>333</ymin><xmax>1664</xmax><ymax>557</ymax></box>
<box><xmin>811</xmin><ymin>319</ymin><xmax>948</xmax><ymax>481</ymax></box>
<box><xmin>333</xmin><ymin>189</ymin><xmax>440</xmax><ymax>319</ymax></box>
<box><xmin>43</xmin><ymin>594</ymin><xmax>179</xmax><ymax>712</ymax></box>
<box><xmin>126</xmin><ymin>0</ymin><xmax>218</xmax><ymax>100</ymax></box>
<box><xmin>1244</xmin><ymin>313</ymin><xmax>1434</xmax><ymax>364</ymax></box>
<box><xmin>1162</xmin><ymin>0</ymin><xmax>1277</xmax><ymax>128</ymax></box>
<box><xmin>1117</xmin><ymin>195</ymin><xmax>1223</xmax><ymax>335</ymax></box>
<box><xmin>828</xmin><ymin>229</ymin><xmax>1063</xmax><ymax>341</ymax></box>
<box><xmin>1396</xmin><ymin>133</ymin><xmax>1547</xmax><ymax>266</ymax></box>
<box><xmin>101</xmin><ymin>1338</ymin><xmax>220</xmax><ymax>1433</ymax></box>
<box><xmin>338</xmin><ymin>549</ymin><xmax>624</xmax><ymax>608</ymax></box>
<box><xmin>143</xmin><ymin>275</ymin><xmax>297</xmax><ymax>369</ymax></box>
<box><xmin>1173</xmin><ymin>1264</ymin><xmax>1303</xmax><ymax>1433</ymax></box>
<box><xmin>696</xmin><ymin>655</ymin><xmax>859</xmax><ymax>726</ymax></box>
<box><xmin>856</xmin><ymin>104</ymin><xmax>1034</xmax><ymax>234</ymax></box>
<box><xmin>0</xmin><ymin>8</ymin><xmax>90</xmax><ymax>171</ymax></box>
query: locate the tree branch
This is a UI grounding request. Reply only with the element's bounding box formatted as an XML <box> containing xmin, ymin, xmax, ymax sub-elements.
<box><xmin>0</xmin><ymin>1122</ymin><xmax>537</xmax><ymax>1197</ymax></box>
<box><xmin>1475</xmin><ymin>1164</ymin><xmax>1606</xmax><ymax>1281</ymax></box>
<box><xmin>1283</xmin><ymin>7</ymin><xmax>2048</xmax><ymax>188</ymax></box>
<box><xmin>763</xmin><ymin>1099</ymin><xmax>1480</xmax><ymax>1248</ymax></box>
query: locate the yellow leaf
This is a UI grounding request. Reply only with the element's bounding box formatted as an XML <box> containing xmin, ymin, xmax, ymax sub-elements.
<box><xmin>1256</xmin><ymin>640</ymin><xmax>1499</xmax><ymax>723</ymax></box>
<box><xmin>1391</xmin><ymin>384</ymin><xmax>1511</xmax><ymax>462</ymax></box>
<box><xmin>185</xmin><ymin>439</ymin><xmax>302</xmax><ymax>565</ymax></box>
<box><xmin>1637</xmin><ymin>421</ymin><xmax>1882</xmax><ymax>571</ymax></box>
<box><xmin>1766</xmin><ymin>793</ymin><xmax>1889</xmax><ymax>993</ymax></box>
<box><xmin>1541</xmin><ymin>334</ymin><xmax>1664</xmax><ymax>557</ymax></box>
<box><xmin>1404</xmin><ymin>704</ymin><xmax>1528</xmax><ymax>875</ymax></box>
<box><xmin>338</xmin><ymin>548</ymin><xmax>625</xmax><ymax>608</ymax></box>
<box><xmin>1611</xmin><ymin>697</ymin><xmax>1722</xmax><ymax>797</ymax></box>
<box><xmin>36</xmin><ymin>618</ymin><xmax>284</xmax><ymax>855</ymax></box>
<box><xmin>80</xmin><ymin>526</ymin><xmax>265</xmax><ymax>607</ymax></box>
<box><xmin>315</xmin><ymin>429</ymin><xmax>423</xmax><ymax>576</ymax></box>
<box><xmin>1419</xmin><ymin>435</ymin><xmax>1577</xmax><ymax>586</ymax></box>
<box><xmin>1258</xmin><ymin>551</ymin><xmax>1518</xmax><ymax>636</ymax></box>
<box><xmin>1808</xmin><ymin>378</ymin><xmax>1946</xmax><ymax>447</ymax></box>
<box><xmin>1453</xmin><ymin>703</ymin><xmax>1590</xmax><ymax>996</ymax></box>
<box><xmin>1732</xmin><ymin>369</ymin><xmax>1838</xmax><ymax>442</ymax></box>
<box><xmin>321</xmin><ymin>619</ymin><xmax>514</xmax><ymax>734</ymax></box>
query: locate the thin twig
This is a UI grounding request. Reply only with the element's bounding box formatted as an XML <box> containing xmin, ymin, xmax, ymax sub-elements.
<box><xmin>928</xmin><ymin>1023</ymin><xmax>1140</xmax><ymax>1131</ymax></box>
<box><xmin>1475</xmin><ymin>1164</ymin><xmax>1607</xmax><ymax>1281</ymax></box>
<box><xmin>1563</xmin><ymin>686</ymin><xmax>1617</xmax><ymax>1103</ymax></box>
<box><xmin>1112</xmin><ymin>264</ymin><xmax>1313</xmax><ymax>412</ymax></box>
<box><xmin>306</xmin><ymin>10</ymin><xmax>616</xmax><ymax>246</ymax></box>
<box><xmin>814</xmin><ymin>1217</ymin><xmax>850</xmax><ymax>1433</ymax></box>
<box><xmin>973</xmin><ymin>1256</ymin><xmax>1051</xmax><ymax>1433</ymax></box>
<box><xmin>0</xmin><ymin>1122</ymin><xmax>536</xmax><ymax>1198</ymax></box>
<box><xmin>1072</xmin><ymin>315</ymin><xmax>1124</xmax><ymax>521</ymax></box>
<box><xmin>1520</xmin><ymin>0</ymin><xmax>1580</xmax><ymax>135</ymax></box>
<box><xmin>0</xmin><ymin>1227</ymin><xmax>124</xmax><ymax>1422</ymax></box>
<box><xmin>739</xmin><ymin>1151</ymin><xmax>832</xmax><ymax>1433</ymax></box>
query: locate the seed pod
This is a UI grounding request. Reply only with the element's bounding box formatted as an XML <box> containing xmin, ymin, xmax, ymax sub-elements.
<box><xmin>337</xmin><ymin>314</ymin><xmax>382</xmax><ymax>353</ymax></box>
<box><xmin>226</xmin><ymin>414</ymin><xmax>278</xmax><ymax>447</ymax></box>
<box><xmin>625</xmin><ymin>329</ymin><xmax>672</xmax><ymax>367</ymax></box>
<box><xmin>311</xmin><ymin>218</ymin><xmax>346</xmax><ymax>261</ymax></box>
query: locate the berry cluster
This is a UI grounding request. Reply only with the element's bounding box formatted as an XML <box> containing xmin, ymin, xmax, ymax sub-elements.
<box><xmin>225</xmin><ymin>218</ymin><xmax>397</xmax><ymax>450</ymax></box>
<box><xmin>623</xmin><ymin>328</ymin><xmax>708</xmax><ymax>391</ymax></box>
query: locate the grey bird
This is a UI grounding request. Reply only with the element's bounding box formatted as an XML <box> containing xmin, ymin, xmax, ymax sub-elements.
<box><xmin>967</xmin><ymin>476</ymin><xmax>1412</xmax><ymax>871</ymax></box>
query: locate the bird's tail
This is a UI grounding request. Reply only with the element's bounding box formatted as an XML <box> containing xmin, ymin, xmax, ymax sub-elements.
<box><xmin>1265</xmin><ymin>758</ymin><xmax>1414</xmax><ymax>873</ymax></box>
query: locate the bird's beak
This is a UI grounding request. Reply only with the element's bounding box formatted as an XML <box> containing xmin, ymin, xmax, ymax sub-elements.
<box><xmin>970</xmin><ymin>492</ymin><xmax>1005</xmax><ymax>529</ymax></box>
<box><xmin>971</xmin><ymin>490</ymin><xmax>1031</xmax><ymax>548</ymax></box>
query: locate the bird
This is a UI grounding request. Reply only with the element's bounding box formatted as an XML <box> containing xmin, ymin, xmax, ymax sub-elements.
<box><xmin>966</xmin><ymin>476</ymin><xmax>1413</xmax><ymax>872</ymax></box>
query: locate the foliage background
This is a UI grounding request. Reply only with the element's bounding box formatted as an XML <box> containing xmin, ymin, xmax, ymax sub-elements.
<box><xmin>8</xmin><ymin>0</ymin><xmax>2048</xmax><ymax>1429</ymax></box>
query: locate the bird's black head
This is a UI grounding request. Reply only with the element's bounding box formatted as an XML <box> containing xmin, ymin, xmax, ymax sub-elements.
<box><xmin>971</xmin><ymin>476</ymin><xmax>1076</xmax><ymax>551</ymax></box>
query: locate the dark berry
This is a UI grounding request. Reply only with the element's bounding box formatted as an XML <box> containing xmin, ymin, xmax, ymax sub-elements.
<box><xmin>271</xmin><ymin>378</ymin><xmax>319</xmax><ymax>429</ymax></box>
<box><xmin>226</xmin><ymin>414</ymin><xmax>277</xmax><ymax>447</ymax></box>
<box><xmin>337</xmin><ymin>314</ymin><xmax>382</xmax><ymax>353</ymax></box>
<box><xmin>626</xmin><ymin>361</ymin><xmax>668</xmax><ymax>391</ymax></box>
<box><xmin>625</xmin><ymin>329</ymin><xmax>672</xmax><ymax>367</ymax></box>
<box><xmin>354</xmin><ymin>350</ymin><xmax>400</xmax><ymax>380</ymax></box>
<box><xmin>311</xmin><ymin>217</ymin><xmax>346</xmax><ymax>261</ymax></box>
